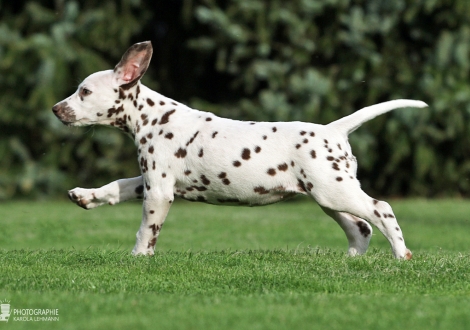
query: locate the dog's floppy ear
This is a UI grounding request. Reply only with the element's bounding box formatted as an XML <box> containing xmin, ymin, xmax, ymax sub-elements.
<box><xmin>114</xmin><ymin>41</ymin><xmax>153</xmax><ymax>88</ymax></box>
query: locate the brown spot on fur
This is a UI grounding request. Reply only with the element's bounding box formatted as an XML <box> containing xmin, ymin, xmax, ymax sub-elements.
<box><xmin>198</xmin><ymin>148</ymin><xmax>204</xmax><ymax>157</ymax></box>
<box><xmin>297</xmin><ymin>179</ymin><xmax>307</xmax><ymax>192</ymax></box>
<box><xmin>201</xmin><ymin>175</ymin><xmax>211</xmax><ymax>185</ymax></box>
<box><xmin>310</xmin><ymin>150</ymin><xmax>316</xmax><ymax>159</ymax></box>
<box><xmin>303</xmin><ymin>139</ymin><xmax>308</xmax><ymax>144</ymax></box>
<box><xmin>300</xmin><ymin>131</ymin><xmax>306</xmax><ymax>136</ymax></box>
<box><xmin>149</xmin><ymin>224</ymin><xmax>158</xmax><ymax>235</ymax></box>
<box><xmin>174</xmin><ymin>148</ymin><xmax>187</xmax><ymax>158</ymax></box>
<box><xmin>254</xmin><ymin>186</ymin><xmax>270</xmax><ymax>194</ymax></box>
<box><xmin>327</xmin><ymin>156</ymin><xmax>334</xmax><ymax>161</ymax></box>
<box><xmin>162</xmin><ymin>173</ymin><xmax>166</xmax><ymax>178</ymax></box>
<box><xmin>337</xmin><ymin>143</ymin><xmax>342</xmax><ymax>150</ymax></box>
<box><xmin>373</xmin><ymin>199</ymin><xmax>379</xmax><ymax>205</ymax></box>
<box><xmin>241</xmin><ymin>148</ymin><xmax>251</xmax><ymax>160</ymax></box>
<box><xmin>291</xmin><ymin>161</ymin><xmax>295</xmax><ymax>167</ymax></box>
<box><xmin>147</xmin><ymin>133</ymin><xmax>153</xmax><ymax>139</ymax></box>
<box><xmin>222</xmin><ymin>179</ymin><xmax>231</xmax><ymax>185</ymax></box>
<box><xmin>140</xmin><ymin>137</ymin><xmax>147</xmax><ymax>144</ymax></box>
<box><xmin>165</xmin><ymin>132</ymin><xmax>174</xmax><ymax>139</ymax></box>
<box><xmin>306</xmin><ymin>182</ymin><xmax>313</xmax><ymax>191</ymax></box>
<box><xmin>324</xmin><ymin>139</ymin><xmax>328</xmax><ymax>144</ymax></box>
<box><xmin>206</xmin><ymin>117</ymin><xmax>212</xmax><ymax>121</ymax></box>
<box><xmin>183</xmin><ymin>131</ymin><xmax>199</xmax><ymax>147</ymax></box>
<box><xmin>119</xmin><ymin>88</ymin><xmax>126</xmax><ymax>100</ymax></box>
<box><xmin>233</xmin><ymin>160</ymin><xmax>241</xmax><ymax>167</ymax></box>
<box><xmin>295</xmin><ymin>144</ymin><xmax>301</xmax><ymax>149</ymax></box>
<box><xmin>160</xmin><ymin>101</ymin><xmax>165</xmax><ymax>106</ymax></box>
<box><xmin>135</xmin><ymin>185</ymin><xmax>144</xmax><ymax>195</ymax></box>
<box><xmin>332</xmin><ymin>163</ymin><xmax>340</xmax><ymax>171</ymax></box>
<box><xmin>160</xmin><ymin>109</ymin><xmax>176</xmax><ymax>125</ymax></box>
<box><xmin>262</xmin><ymin>135</ymin><xmax>267</xmax><ymax>140</ymax></box>
<box><xmin>147</xmin><ymin>237</ymin><xmax>157</xmax><ymax>249</ymax></box>
<box><xmin>212</xmin><ymin>131</ymin><xmax>218</xmax><ymax>138</ymax></box>
<box><xmin>272</xmin><ymin>127</ymin><xmax>277</xmax><ymax>132</ymax></box>
<box><xmin>218</xmin><ymin>172</ymin><xmax>227</xmax><ymax>179</ymax></box>
<box><xmin>184</xmin><ymin>170</ymin><xmax>191</xmax><ymax>175</ymax></box>
<box><xmin>148</xmin><ymin>146</ymin><xmax>154</xmax><ymax>154</ymax></box>
<box><xmin>336</xmin><ymin>177</ymin><xmax>343</xmax><ymax>181</ymax></box>
<box><xmin>151</xmin><ymin>119</ymin><xmax>158</xmax><ymax>125</ymax></box>
<box><xmin>267</xmin><ymin>168</ymin><xmax>276</xmax><ymax>176</ymax></box>
<box><xmin>147</xmin><ymin>98</ymin><xmax>155</xmax><ymax>106</ymax></box>
<box><xmin>374</xmin><ymin>210</ymin><xmax>381</xmax><ymax>217</ymax></box>
<box><xmin>254</xmin><ymin>146</ymin><xmax>261</xmax><ymax>153</ymax></box>
<box><xmin>278</xmin><ymin>163</ymin><xmax>288</xmax><ymax>171</ymax></box>
<box><xmin>357</xmin><ymin>221</ymin><xmax>371</xmax><ymax>237</ymax></box>
<box><xmin>310</xmin><ymin>132</ymin><xmax>315</xmax><ymax>137</ymax></box>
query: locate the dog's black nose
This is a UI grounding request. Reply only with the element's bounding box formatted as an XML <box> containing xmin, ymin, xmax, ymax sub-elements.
<box><xmin>52</xmin><ymin>104</ymin><xmax>60</xmax><ymax>114</ymax></box>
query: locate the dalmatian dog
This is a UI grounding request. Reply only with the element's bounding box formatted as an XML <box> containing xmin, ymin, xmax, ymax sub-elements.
<box><xmin>52</xmin><ymin>41</ymin><xmax>427</xmax><ymax>259</ymax></box>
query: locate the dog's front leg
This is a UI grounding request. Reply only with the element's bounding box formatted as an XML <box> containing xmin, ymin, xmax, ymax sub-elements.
<box><xmin>68</xmin><ymin>176</ymin><xmax>144</xmax><ymax>209</ymax></box>
<box><xmin>132</xmin><ymin>183</ymin><xmax>174</xmax><ymax>256</ymax></box>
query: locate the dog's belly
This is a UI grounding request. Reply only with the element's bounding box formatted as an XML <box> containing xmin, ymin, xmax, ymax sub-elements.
<box><xmin>177</xmin><ymin>189</ymin><xmax>301</xmax><ymax>206</ymax></box>
<box><xmin>173</xmin><ymin>180</ymin><xmax>306</xmax><ymax>206</ymax></box>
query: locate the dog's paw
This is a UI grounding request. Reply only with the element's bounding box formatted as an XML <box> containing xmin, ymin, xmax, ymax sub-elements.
<box><xmin>404</xmin><ymin>249</ymin><xmax>413</xmax><ymax>260</ymax></box>
<box><xmin>68</xmin><ymin>188</ymin><xmax>109</xmax><ymax>210</ymax></box>
<box><xmin>131</xmin><ymin>247</ymin><xmax>155</xmax><ymax>256</ymax></box>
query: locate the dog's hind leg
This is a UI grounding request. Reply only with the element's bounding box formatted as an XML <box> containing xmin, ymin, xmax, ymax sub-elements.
<box><xmin>68</xmin><ymin>176</ymin><xmax>144</xmax><ymax>209</ymax></box>
<box><xmin>320</xmin><ymin>207</ymin><xmax>372</xmax><ymax>256</ymax></box>
<box><xmin>311</xmin><ymin>182</ymin><xmax>411</xmax><ymax>259</ymax></box>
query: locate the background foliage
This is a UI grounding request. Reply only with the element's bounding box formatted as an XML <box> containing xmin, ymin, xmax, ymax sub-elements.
<box><xmin>0</xmin><ymin>0</ymin><xmax>469</xmax><ymax>199</ymax></box>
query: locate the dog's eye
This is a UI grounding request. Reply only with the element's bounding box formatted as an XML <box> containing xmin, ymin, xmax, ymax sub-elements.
<box><xmin>79</xmin><ymin>87</ymin><xmax>92</xmax><ymax>99</ymax></box>
<box><xmin>82</xmin><ymin>88</ymin><xmax>92</xmax><ymax>96</ymax></box>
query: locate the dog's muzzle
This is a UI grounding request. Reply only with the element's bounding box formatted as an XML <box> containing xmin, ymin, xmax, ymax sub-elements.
<box><xmin>52</xmin><ymin>102</ymin><xmax>76</xmax><ymax>125</ymax></box>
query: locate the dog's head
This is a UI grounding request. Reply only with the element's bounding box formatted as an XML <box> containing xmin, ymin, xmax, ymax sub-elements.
<box><xmin>52</xmin><ymin>41</ymin><xmax>153</xmax><ymax>127</ymax></box>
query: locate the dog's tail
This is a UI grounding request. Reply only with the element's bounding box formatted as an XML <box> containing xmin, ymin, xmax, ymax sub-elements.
<box><xmin>327</xmin><ymin>99</ymin><xmax>428</xmax><ymax>136</ymax></box>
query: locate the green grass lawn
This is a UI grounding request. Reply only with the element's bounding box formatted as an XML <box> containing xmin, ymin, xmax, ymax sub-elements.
<box><xmin>0</xmin><ymin>198</ymin><xmax>469</xmax><ymax>329</ymax></box>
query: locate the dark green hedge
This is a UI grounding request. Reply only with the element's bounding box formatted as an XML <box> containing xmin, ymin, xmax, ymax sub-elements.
<box><xmin>0</xmin><ymin>0</ymin><xmax>469</xmax><ymax>199</ymax></box>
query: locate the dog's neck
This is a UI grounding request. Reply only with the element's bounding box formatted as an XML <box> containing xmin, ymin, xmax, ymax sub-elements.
<box><xmin>108</xmin><ymin>83</ymin><xmax>168</xmax><ymax>139</ymax></box>
<box><xmin>108</xmin><ymin>82</ymin><xmax>189</xmax><ymax>147</ymax></box>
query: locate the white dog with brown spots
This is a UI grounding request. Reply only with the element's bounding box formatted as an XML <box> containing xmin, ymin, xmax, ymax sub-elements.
<box><xmin>52</xmin><ymin>41</ymin><xmax>427</xmax><ymax>259</ymax></box>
